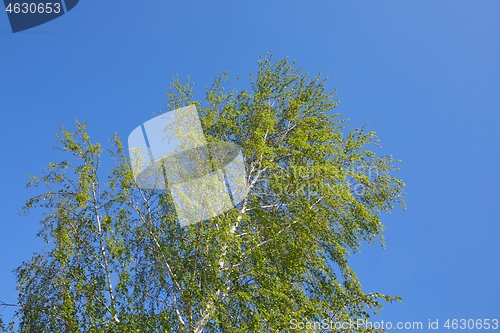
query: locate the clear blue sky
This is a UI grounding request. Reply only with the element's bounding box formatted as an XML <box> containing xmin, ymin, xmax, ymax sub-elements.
<box><xmin>1</xmin><ymin>1</ymin><xmax>499</xmax><ymax>330</ymax></box>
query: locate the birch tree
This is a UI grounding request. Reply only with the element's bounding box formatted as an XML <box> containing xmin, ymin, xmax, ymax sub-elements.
<box><xmin>2</xmin><ymin>56</ymin><xmax>405</xmax><ymax>332</ymax></box>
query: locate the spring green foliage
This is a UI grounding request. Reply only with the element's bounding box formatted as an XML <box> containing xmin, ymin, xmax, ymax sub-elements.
<box><xmin>3</xmin><ymin>56</ymin><xmax>405</xmax><ymax>332</ymax></box>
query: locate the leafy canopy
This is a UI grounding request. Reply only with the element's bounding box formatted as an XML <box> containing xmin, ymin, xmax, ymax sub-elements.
<box><xmin>3</xmin><ymin>56</ymin><xmax>405</xmax><ymax>333</ymax></box>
